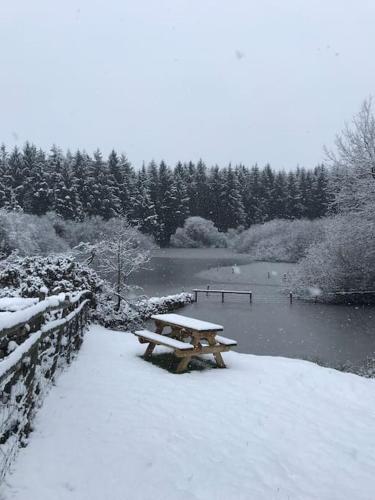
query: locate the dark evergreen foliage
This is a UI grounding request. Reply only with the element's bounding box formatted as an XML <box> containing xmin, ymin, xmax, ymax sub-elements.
<box><xmin>0</xmin><ymin>143</ymin><xmax>332</xmax><ymax>246</ymax></box>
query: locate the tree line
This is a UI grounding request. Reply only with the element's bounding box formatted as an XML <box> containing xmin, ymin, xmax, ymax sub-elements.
<box><xmin>0</xmin><ymin>143</ymin><xmax>332</xmax><ymax>245</ymax></box>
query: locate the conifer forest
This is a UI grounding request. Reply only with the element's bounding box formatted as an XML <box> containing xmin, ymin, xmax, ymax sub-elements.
<box><xmin>0</xmin><ymin>143</ymin><xmax>331</xmax><ymax>246</ymax></box>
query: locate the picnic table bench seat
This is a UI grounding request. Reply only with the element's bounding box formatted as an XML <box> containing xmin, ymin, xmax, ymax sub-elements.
<box><xmin>214</xmin><ymin>335</ymin><xmax>237</xmax><ymax>346</ymax></box>
<box><xmin>134</xmin><ymin>330</ymin><xmax>194</xmax><ymax>351</ymax></box>
<box><xmin>135</xmin><ymin>329</ymin><xmax>237</xmax><ymax>349</ymax></box>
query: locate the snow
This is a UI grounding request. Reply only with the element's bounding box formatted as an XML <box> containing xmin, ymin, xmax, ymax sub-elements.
<box><xmin>307</xmin><ymin>287</ymin><xmax>322</xmax><ymax>297</ymax></box>
<box><xmin>151</xmin><ymin>313</ymin><xmax>223</xmax><ymax>332</ymax></box>
<box><xmin>0</xmin><ymin>298</ymin><xmax>38</xmax><ymax>312</ymax></box>
<box><xmin>0</xmin><ymin>294</ymin><xmax>66</xmax><ymax>332</ymax></box>
<box><xmin>41</xmin><ymin>299</ymin><xmax>90</xmax><ymax>334</ymax></box>
<box><xmin>147</xmin><ymin>293</ymin><xmax>193</xmax><ymax>306</ymax></box>
<box><xmin>2</xmin><ymin>324</ymin><xmax>375</xmax><ymax>500</ymax></box>
<box><xmin>0</xmin><ymin>291</ymin><xmax>88</xmax><ymax>333</ymax></box>
<box><xmin>0</xmin><ymin>330</ymin><xmax>43</xmax><ymax>380</ymax></box>
<box><xmin>134</xmin><ymin>330</ymin><xmax>194</xmax><ymax>350</ymax></box>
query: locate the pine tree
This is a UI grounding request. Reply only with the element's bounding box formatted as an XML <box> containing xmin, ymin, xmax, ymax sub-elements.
<box><xmin>247</xmin><ymin>165</ymin><xmax>263</xmax><ymax>224</ymax></box>
<box><xmin>195</xmin><ymin>160</ymin><xmax>210</xmax><ymax>218</ymax></box>
<box><xmin>147</xmin><ymin>160</ymin><xmax>160</xmax><ymax>218</ymax></box>
<box><xmin>8</xmin><ymin>146</ymin><xmax>25</xmax><ymax>207</ymax></box>
<box><xmin>297</xmin><ymin>168</ymin><xmax>308</xmax><ymax>218</ymax></box>
<box><xmin>271</xmin><ymin>171</ymin><xmax>288</xmax><ymax>219</ymax></box>
<box><xmin>131</xmin><ymin>165</ymin><xmax>159</xmax><ymax>235</ymax></box>
<box><xmin>285</xmin><ymin>171</ymin><xmax>301</xmax><ymax>219</ymax></box>
<box><xmin>311</xmin><ymin>165</ymin><xmax>330</xmax><ymax>218</ymax></box>
<box><xmin>259</xmin><ymin>164</ymin><xmax>275</xmax><ymax>220</ymax></box>
<box><xmin>49</xmin><ymin>146</ymin><xmax>82</xmax><ymax>220</ymax></box>
<box><xmin>157</xmin><ymin>161</ymin><xmax>183</xmax><ymax>246</ymax></box>
<box><xmin>86</xmin><ymin>149</ymin><xmax>113</xmax><ymax>218</ymax></box>
<box><xmin>207</xmin><ymin>166</ymin><xmax>223</xmax><ymax>227</ymax></box>
<box><xmin>23</xmin><ymin>146</ymin><xmax>51</xmax><ymax>215</ymax></box>
<box><xmin>71</xmin><ymin>150</ymin><xmax>92</xmax><ymax>215</ymax></box>
<box><xmin>186</xmin><ymin>162</ymin><xmax>197</xmax><ymax>216</ymax></box>
<box><xmin>173</xmin><ymin>166</ymin><xmax>190</xmax><ymax>228</ymax></box>
<box><xmin>119</xmin><ymin>154</ymin><xmax>136</xmax><ymax>215</ymax></box>
<box><xmin>219</xmin><ymin>166</ymin><xmax>245</xmax><ymax>230</ymax></box>
<box><xmin>0</xmin><ymin>145</ymin><xmax>10</xmax><ymax>208</ymax></box>
<box><xmin>235</xmin><ymin>164</ymin><xmax>253</xmax><ymax>227</ymax></box>
<box><xmin>107</xmin><ymin>150</ymin><xmax>123</xmax><ymax>216</ymax></box>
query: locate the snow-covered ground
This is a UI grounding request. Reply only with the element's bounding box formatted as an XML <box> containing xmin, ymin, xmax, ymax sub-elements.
<box><xmin>2</xmin><ymin>325</ymin><xmax>375</xmax><ymax>500</ymax></box>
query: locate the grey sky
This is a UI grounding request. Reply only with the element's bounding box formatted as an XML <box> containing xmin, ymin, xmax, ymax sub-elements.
<box><xmin>1</xmin><ymin>0</ymin><xmax>375</xmax><ymax>169</ymax></box>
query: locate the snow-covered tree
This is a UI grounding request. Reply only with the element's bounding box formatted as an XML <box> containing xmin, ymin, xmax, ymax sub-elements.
<box><xmin>219</xmin><ymin>166</ymin><xmax>246</xmax><ymax>230</ymax></box>
<box><xmin>131</xmin><ymin>166</ymin><xmax>159</xmax><ymax>235</ymax></box>
<box><xmin>290</xmin><ymin>100</ymin><xmax>375</xmax><ymax>301</ymax></box>
<box><xmin>0</xmin><ymin>210</ymin><xmax>68</xmax><ymax>257</ymax></box>
<box><xmin>80</xmin><ymin>217</ymin><xmax>152</xmax><ymax>310</ymax></box>
<box><xmin>326</xmin><ymin>98</ymin><xmax>375</xmax><ymax>216</ymax></box>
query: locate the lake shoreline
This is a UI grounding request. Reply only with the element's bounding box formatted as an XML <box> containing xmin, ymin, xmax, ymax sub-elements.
<box><xmin>129</xmin><ymin>248</ymin><xmax>375</xmax><ymax>367</ymax></box>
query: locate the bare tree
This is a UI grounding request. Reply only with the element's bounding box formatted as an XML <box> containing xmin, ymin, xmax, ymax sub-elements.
<box><xmin>76</xmin><ymin>218</ymin><xmax>151</xmax><ymax>310</ymax></box>
<box><xmin>325</xmin><ymin>98</ymin><xmax>375</xmax><ymax>216</ymax></box>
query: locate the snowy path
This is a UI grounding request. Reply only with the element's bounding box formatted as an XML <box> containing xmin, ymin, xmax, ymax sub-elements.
<box><xmin>2</xmin><ymin>325</ymin><xmax>375</xmax><ymax>500</ymax></box>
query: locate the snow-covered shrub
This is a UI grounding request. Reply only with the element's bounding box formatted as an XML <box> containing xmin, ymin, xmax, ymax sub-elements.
<box><xmin>46</xmin><ymin>214</ymin><xmax>154</xmax><ymax>251</ymax></box>
<box><xmin>0</xmin><ymin>254</ymin><xmax>103</xmax><ymax>298</ymax></box>
<box><xmin>288</xmin><ymin>214</ymin><xmax>375</xmax><ymax>302</ymax></box>
<box><xmin>93</xmin><ymin>292</ymin><xmax>193</xmax><ymax>330</ymax></box>
<box><xmin>171</xmin><ymin>217</ymin><xmax>227</xmax><ymax>248</ymax></box>
<box><xmin>0</xmin><ymin>210</ymin><xmax>68</xmax><ymax>257</ymax></box>
<box><xmin>231</xmin><ymin>218</ymin><xmax>325</xmax><ymax>263</ymax></box>
<box><xmin>0</xmin><ymin>211</ymin><xmax>154</xmax><ymax>261</ymax></box>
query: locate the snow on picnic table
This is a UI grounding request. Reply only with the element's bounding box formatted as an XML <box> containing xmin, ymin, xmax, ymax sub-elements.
<box><xmin>151</xmin><ymin>313</ymin><xmax>223</xmax><ymax>331</ymax></box>
<box><xmin>3</xmin><ymin>325</ymin><xmax>375</xmax><ymax>500</ymax></box>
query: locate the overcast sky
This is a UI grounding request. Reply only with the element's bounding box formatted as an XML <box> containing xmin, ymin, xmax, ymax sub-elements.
<box><xmin>1</xmin><ymin>0</ymin><xmax>375</xmax><ymax>169</ymax></box>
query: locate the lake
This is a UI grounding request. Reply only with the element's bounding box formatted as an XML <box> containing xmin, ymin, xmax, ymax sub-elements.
<box><xmin>129</xmin><ymin>248</ymin><xmax>375</xmax><ymax>367</ymax></box>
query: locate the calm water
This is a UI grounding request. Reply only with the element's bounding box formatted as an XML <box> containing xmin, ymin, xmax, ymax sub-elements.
<box><xmin>129</xmin><ymin>248</ymin><xmax>375</xmax><ymax>366</ymax></box>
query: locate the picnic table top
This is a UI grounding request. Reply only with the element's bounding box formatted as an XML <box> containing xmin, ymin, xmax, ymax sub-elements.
<box><xmin>151</xmin><ymin>313</ymin><xmax>224</xmax><ymax>332</ymax></box>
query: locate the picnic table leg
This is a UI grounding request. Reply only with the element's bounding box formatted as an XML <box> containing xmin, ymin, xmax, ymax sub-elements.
<box><xmin>176</xmin><ymin>354</ymin><xmax>192</xmax><ymax>374</ymax></box>
<box><xmin>155</xmin><ymin>321</ymin><xmax>164</xmax><ymax>334</ymax></box>
<box><xmin>144</xmin><ymin>342</ymin><xmax>156</xmax><ymax>360</ymax></box>
<box><xmin>207</xmin><ymin>336</ymin><xmax>226</xmax><ymax>368</ymax></box>
<box><xmin>171</xmin><ymin>326</ymin><xmax>185</xmax><ymax>341</ymax></box>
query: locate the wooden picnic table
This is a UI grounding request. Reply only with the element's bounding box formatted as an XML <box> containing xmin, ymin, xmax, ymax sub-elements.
<box><xmin>134</xmin><ymin>313</ymin><xmax>237</xmax><ymax>373</ymax></box>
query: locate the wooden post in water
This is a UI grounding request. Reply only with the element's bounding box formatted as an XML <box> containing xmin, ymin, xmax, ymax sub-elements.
<box><xmin>222</xmin><ymin>291</ymin><xmax>225</xmax><ymax>303</ymax></box>
<box><xmin>289</xmin><ymin>291</ymin><xmax>293</xmax><ymax>304</ymax></box>
<box><xmin>249</xmin><ymin>291</ymin><xmax>252</xmax><ymax>304</ymax></box>
<box><xmin>206</xmin><ymin>285</ymin><xmax>210</xmax><ymax>297</ymax></box>
<box><xmin>194</xmin><ymin>290</ymin><xmax>198</xmax><ymax>302</ymax></box>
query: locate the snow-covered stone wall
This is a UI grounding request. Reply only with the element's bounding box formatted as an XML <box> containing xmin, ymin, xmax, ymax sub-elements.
<box><xmin>0</xmin><ymin>292</ymin><xmax>91</xmax><ymax>484</ymax></box>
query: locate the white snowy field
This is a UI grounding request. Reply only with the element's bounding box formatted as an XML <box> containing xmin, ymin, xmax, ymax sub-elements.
<box><xmin>2</xmin><ymin>325</ymin><xmax>375</xmax><ymax>500</ymax></box>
